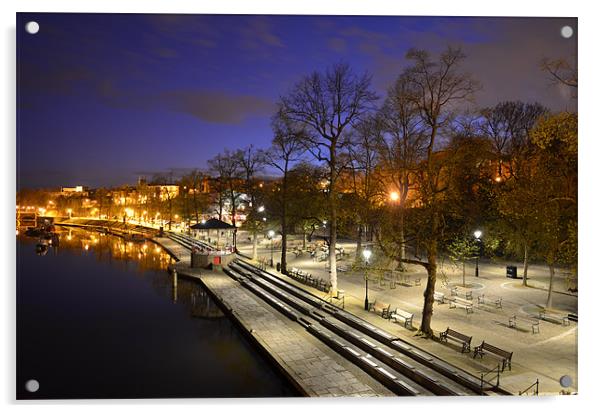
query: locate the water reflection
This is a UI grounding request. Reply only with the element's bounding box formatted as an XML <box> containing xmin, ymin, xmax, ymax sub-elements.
<box><xmin>33</xmin><ymin>228</ymin><xmax>174</xmax><ymax>272</ymax></box>
<box><xmin>17</xmin><ymin>228</ymin><xmax>296</xmax><ymax>398</ymax></box>
<box><xmin>25</xmin><ymin>227</ymin><xmax>226</xmax><ymax>320</ymax></box>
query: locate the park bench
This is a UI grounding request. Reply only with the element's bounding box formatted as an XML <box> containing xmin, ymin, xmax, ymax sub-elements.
<box><xmin>439</xmin><ymin>327</ymin><xmax>472</xmax><ymax>353</ymax></box>
<box><xmin>450</xmin><ymin>286</ymin><xmax>473</xmax><ymax>300</ymax></box>
<box><xmin>368</xmin><ymin>300</ymin><xmax>391</xmax><ymax>319</ymax></box>
<box><xmin>401</xmin><ymin>274</ymin><xmax>422</xmax><ymax>287</ymax></box>
<box><xmin>473</xmin><ymin>341</ymin><xmax>513</xmax><ymax>372</ymax></box>
<box><xmin>380</xmin><ymin>272</ymin><xmax>397</xmax><ymax>289</ymax></box>
<box><xmin>477</xmin><ymin>294</ymin><xmax>503</xmax><ymax>309</ymax></box>
<box><xmin>450</xmin><ymin>297</ymin><xmax>474</xmax><ymax>314</ymax></box>
<box><xmin>390</xmin><ymin>308</ymin><xmax>414</xmax><ymax>329</ymax></box>
<box><xmin>539</xmin><ymin>309</ymin><xmax>570</xmax><ymax>326</ymax></box>
<box><xmin>434</xmin><ymin>291</ymin><xmax>446</xmax><ymax>304</ymax></box>
<box><xmin>508</xmin><ymin>315</ymin><xmax>540</xmax><ymax>334</ymax></box>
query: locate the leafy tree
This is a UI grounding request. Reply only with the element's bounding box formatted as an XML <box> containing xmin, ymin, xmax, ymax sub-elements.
<box><xmin>447</xmin><ymin>236</ymin><xmax>479</xmax><ymax>287</ymax></box>
<box><xmin>530</xmin><ymin>112</ymin><xmax>577</xmax><ymax>307</ymax></box>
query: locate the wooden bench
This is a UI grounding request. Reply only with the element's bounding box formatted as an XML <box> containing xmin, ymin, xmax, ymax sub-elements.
<box><xmin>477</xmin><ymin>294</ymin><xmax>503</xmax><ymax>309</ymax></box>
<box><xmin>439</xmin><ymin>327</ymin><xmax>472</xmax><ymax>353</ymax></box>
<box><xmin>508</xmin><ymin>315</ymin><xmax>540</xmax><ymax>334</ymax></box>
<box><xmin>390</xmin><ymin>308</ymin><xmax>414</xmax><ymax>329</ymax></box>
<box><xmin>473</xmin><ymin>341</ymin><xmax>513</xmax><ymax>372</ymax></box>
<box><xmin>434</xmin><ymin>291</ymin><xmax>446</xmax><ymax>304</ymax></box>
<box><xmin>368</xmin><ymin>300</ymin><xmax>391</xmax><ymax>319</ymax></box>
<box><xmin>539</xmin><ymin>309</ymin><xmax>570</xmax><ymax>326</ymax></box>
<box><xmin>450</xmin><ymin>297</ymin><xmax>474</xmax><ymax>313</ymax></box>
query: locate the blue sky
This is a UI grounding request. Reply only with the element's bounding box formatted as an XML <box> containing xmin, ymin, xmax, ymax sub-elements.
<box><xmin>17</xmin><ymin>13</ymin><xmax>577</xmax><ymax>188</ymax></box>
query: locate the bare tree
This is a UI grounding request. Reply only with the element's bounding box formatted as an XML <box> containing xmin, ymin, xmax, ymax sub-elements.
<box><xmin>479</xmin><ymin>101</ymin><xmax>548</xmax><ymax>178</ymax></box>
<box><xmin>279</xmin><ymin>63</ymin><xmax>378</xmax><ymax>293</ymax></box>
<box><xmin>403</xmin><ymin>46</ymin><xmax>479</xmax><ymax>336</ymax></box>
<box><xmin>263</xmin><ymin>108</ymin><xmax>306</xmax><ymax>272</ymax></box>
<box><xmin>540</xmin><ymin>57</ymin><xmax>577</xmax><ymax>95</ymax></box>
<box><xmin>237</xmin><ymin>145</ymin><xmax>265</xmax><ymax>258</ymax></box>
<box><xmin>208</xmin><ymin>150</ymin><xmax>243</xmax><ymax>247</ymax></box>
<box><xmin>377</xmin><ymin>71</ymin><xmax>428</xmax><ymax>267</ymax></box>
<box><xmin>347</xmin><ymin>115</ymin><xmax>383</xmax><ymax>262</ymax></box>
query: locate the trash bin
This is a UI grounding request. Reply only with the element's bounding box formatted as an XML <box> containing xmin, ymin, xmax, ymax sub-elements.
<box><xmin>506</xmin><ymin>265</ymin><xmax>517</xmax><ymax>278</ymax></box>
<box><xmin>276</xmin><ymin>262</ymin><xmax>281</xmax><ymax>272</ymax></box>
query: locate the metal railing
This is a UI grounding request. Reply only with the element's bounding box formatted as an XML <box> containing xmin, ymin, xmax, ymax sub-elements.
<box><xmin>519</xmin><ymin>379</ymin><xmax>539</xmax><ymax>396</ymax></box>
<box><xmin>480</xmin><ymin>364</ymin><xmax>501</xmax><ymax>394</ymax></box>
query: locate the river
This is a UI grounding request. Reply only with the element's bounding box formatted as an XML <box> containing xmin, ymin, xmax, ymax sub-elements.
<box><xmin>16</xmin><ymin>228</ymin><xmax>296</xmax><ymax>399</ymax></box>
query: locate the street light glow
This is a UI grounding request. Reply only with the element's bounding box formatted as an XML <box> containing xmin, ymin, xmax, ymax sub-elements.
<box><xmin>258</xmin><ymin>206</ymin><xmax>265</xmax><ymax>212</ymax></box>
<box><xmin>474</xmin><ymin>230</ymin><xmax>482</xmax><ymax>239</ymax></box>
<box><xmin>362</xmin><ymin>249</ymin><xmax>372</xmax><ymax>261</ymax></box>
<box><xmin>389</xmin><ymin>191</ymin><xmax>400</xmax><ymax>201</ymax></box>
<box><xmin>267</xmin><ymin>230</ymin><xmax>275</xmax><ymax>238</ymax></box>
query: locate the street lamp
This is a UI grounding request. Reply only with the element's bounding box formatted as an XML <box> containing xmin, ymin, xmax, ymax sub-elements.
<box><xmin>474</xmin><ymin>230</ymin><xmax>482</xmax><ymax>277</ymax></box>
<box><xmin>389</xmin><ymin>191</ymin><xmax>400</xmax><ymax>202</ymax></box>
<box><xmin>268</xmin><ymin>230</ymin><xmax>275</xmax><ymax>267</ymax></box>
<box><xmin>363</xmin><ymin>249</ymin><xmax>372</xmax><ymax>310</ymax></box>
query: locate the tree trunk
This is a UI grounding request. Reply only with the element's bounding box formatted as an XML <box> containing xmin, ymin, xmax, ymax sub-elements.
<box><xmin>355</xmin><ymin>224</ymin><xmax>362</xmax><ymax>262</ymax></box>
<box><xmin>419</xmin><ymin>241</ymin><xmax>437</xmax><ymax>337</ymax></box>
<box><xmin>546</xmin><ymin>264</ymin><xmax>555</xmax><ymax>308</ymax></box>
<box><xmin>280</xmin><ymin>165</ymin><xmax>289</xmax><ymax>274</ymax></box>
<box><xmin>329</xmin><ymin>205</ymin><xmax>338</xmax><ymax>294</ymax></box>
<box><xmin>193</xmin><ymin>186</ymin><xmax>199</xmax><ymax>223</ymax></box>
<box><xmin>252</xmin><ymin>231</ymin><xmax>258</xmax><ymax>260</ymax></box>
<box><xmin>462</xmin><ymin>261</ymin><xmax>466</xmax><ymax>287</ymax></box>
<box><xmin>328</xmin><ymin>146</ymin><xmax>338</xmax><ymax>294</ymax></box>
<box><xmin>522</xmin><ymin>243</ymin><xmax>529</xmax><ymax>286</ymax></box>
<box><xmin>281</xmin><ymin>228</ymin><xmax>287</xmax><ymax>274</ymax></box>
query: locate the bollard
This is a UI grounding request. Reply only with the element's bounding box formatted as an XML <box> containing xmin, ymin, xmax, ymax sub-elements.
<box><xmin>172</xmin><ymin>269</ymin><xmax>178</xmax><ymax>302</ymax></box>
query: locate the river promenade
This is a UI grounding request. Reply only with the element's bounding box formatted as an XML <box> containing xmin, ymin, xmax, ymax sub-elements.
<box><xmin>154</xmin><ymin>237</ymin><xmax>392</xmax><ymax>397</ymax></box>
<box><xmin>152</xmin><ymin>235</ymin><xmax>519</xmax><ymax>397</ymax></box>
<box><xmin>237</xmin><ymin>234</ymin><xmax>578</xmax><ymax>396</ymax></box>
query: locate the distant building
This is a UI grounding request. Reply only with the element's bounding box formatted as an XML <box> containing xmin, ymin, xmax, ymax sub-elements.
<box><xmin>61</xmin><ymin>186</ymin><xmax>89</xmax><ymax>196</ymax></box>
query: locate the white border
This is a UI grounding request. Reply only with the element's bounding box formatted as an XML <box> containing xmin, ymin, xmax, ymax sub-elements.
<box><xmin>2</xmin><ymin>1</ymin><xmax>599</xmax><ymax>412</ymax></box>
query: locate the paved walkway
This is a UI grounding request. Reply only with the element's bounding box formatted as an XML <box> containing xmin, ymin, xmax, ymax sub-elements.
<box><xmin>152</xmin><ymin>237</ymin><xmax>190</xmax><ymax>263</ymax></box>
<box><xmin>164</xmin><ymin>259</ymin><xmax>393</xmax><ymax>397</ymax></box>
<box><xmin>237</xmin><ymin>235</ymin><xmax>578</xmax><ymax>396</ymax></box>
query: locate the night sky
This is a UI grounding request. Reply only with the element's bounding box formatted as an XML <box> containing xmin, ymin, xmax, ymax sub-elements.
<box><xmin>16</xmin><ymin>13</ymin><xmax>577</xmax><ymax>189</ymax></box>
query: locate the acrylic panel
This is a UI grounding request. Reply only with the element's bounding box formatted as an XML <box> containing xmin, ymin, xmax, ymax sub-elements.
<box><xmin>16</xmin><ymin>13</ymin><xmax>578</xmax><ymax>399</ymax></box>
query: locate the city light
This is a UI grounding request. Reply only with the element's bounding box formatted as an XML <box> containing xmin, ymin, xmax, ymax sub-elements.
<box><xmin>268</xmin><ymin>230</ymin><xmax>275</xmax><ymax>238</ymax></box>
<box><xmin>389</xmin><ymin>191</ymin><xmax>400</xmax><ymax>202</ymax></box>
<box><xmin>474</xmin><ymin>230</ymin><xmax>482</xmax><ymax>239</ymax></box>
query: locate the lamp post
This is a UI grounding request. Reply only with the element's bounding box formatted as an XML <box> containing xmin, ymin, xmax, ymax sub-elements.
<box><xmin>363</xmin><ymin>249</ymin><xmax>372</xmax><ymax>310</ymax></box>
<box><xmin>474</xmin><ymin>230</ymin><xmax>482</xmax><ymax>277</ymax></box>
<box><xmin>268</xmin><ymin>230</ymin><xmax>275</xmax><ymax>268</ymax></box>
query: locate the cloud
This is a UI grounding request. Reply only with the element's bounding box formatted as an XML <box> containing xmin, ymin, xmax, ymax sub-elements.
<box><xmin>336</xmin><ymin>17</ymin><xmax>577</xmax><ymax>111</ymax></box>
<box><xmin>160</xmin><ymin>90</ymin><xmax>275</xmax><ymax>124</ymax></box>
<box><xmin>239</xmin><ymin>16</ymin><xmax>284</xmax><ymax>52</ymax></box>
<box><xmin>327</xmin><ymin>37</ymin><xmax>347</xmax><ymax>53</ymax></box>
